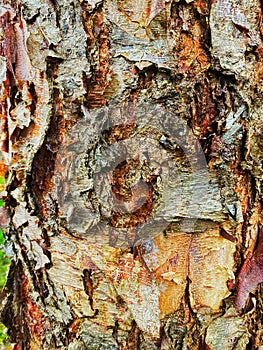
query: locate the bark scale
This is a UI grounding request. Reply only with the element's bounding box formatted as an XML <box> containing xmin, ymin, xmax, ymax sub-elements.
<box><xmin>0</xmin><ymin>0</ymin><xmax>263</xmax><ymax>349</ymax></box>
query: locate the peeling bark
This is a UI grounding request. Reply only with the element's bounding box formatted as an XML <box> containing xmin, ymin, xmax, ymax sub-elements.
<box><xmin>0</xmin><ymin>0</ymin><xmax>263</xmax><ymax>349</ymax></box>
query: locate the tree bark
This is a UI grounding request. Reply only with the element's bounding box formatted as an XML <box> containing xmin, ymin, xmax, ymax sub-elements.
<box><xmin>0</xmin><ymin>0</ymin><xmax>263</xmax><ymax>349</ymax></box>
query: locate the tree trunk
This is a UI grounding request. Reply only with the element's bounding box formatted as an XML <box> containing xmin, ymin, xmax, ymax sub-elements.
<box><xmin>1</xmin><ymin>0</ymin><xmax>263</xmax><ymax>348</ymax></box>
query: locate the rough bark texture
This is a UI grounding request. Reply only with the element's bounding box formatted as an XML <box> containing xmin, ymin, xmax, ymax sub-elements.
<box><xmin>0</xmin><ymin>0</ymin><xmax>263</xmax><ymax>349</ymax></box>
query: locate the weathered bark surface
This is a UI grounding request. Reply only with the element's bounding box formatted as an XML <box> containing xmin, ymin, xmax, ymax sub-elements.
<box><xmin>0</xmin><ymin>0</ymin><xmax>263</xmax><ymax>349</ymax></box>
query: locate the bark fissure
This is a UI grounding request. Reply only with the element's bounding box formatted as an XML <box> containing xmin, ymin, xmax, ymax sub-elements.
<box><xmin>1</xmin><ymin>0</ymin><xmax>263</xmax><ymax>348</ymax></box>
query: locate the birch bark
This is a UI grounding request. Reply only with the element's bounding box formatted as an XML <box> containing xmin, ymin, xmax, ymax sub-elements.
<box><xmin>0</xmin><ymin>0</ymin><xmax>263</xmax><ymax>348</ymax></box>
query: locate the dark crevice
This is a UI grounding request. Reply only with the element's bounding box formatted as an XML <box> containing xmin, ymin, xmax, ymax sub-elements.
<box><xmin>28</xmin><ymin>82</ymin><xmax>38</xmax><ymax>116</ymax></box>
<box><xmin>112</xmin><ymin>320</ymin><xmax>120</xmax><ymax>346</ymax></box>
<box><xmin>245</xmin><ymin>337</ymin><xmax>253</xmax><ymax>350</ymax></box>
<box><xmin>82</xmin><ymin>269</ymin><xmax>95</xmax><ymax>312</ymax></box>
<box><xmin>9</xmin><ymin>81</ymin><xmax>18</xmax><ymax>113</ymax></box>
<box><xmin>183</xmin><ymin>276</ymin><xmax>203</xmax><ymax>348</ymax></box>
<box><xmin>30</xmin><ymin>58</ymin><xmax>66</xmax><ymax>218</ymax></box>
<box><xmin>23</xmin><ymin>12</ymin><xmax>40</xmax><ymax>25</ymax></box>
<box><xmin>25</xmin><ymin>173</ymin><xmax>41</xmax><ymax>217</ymax></box>
<box><xmin>42</xmin><ymin>227</ymin><xmax>51</xmax><ymax>248</ymax></box>
<box><xmin>20</xmin><ymin>245</ymin><xmax>48</xmax><ymax>303</ymax></box>
<box><xmin>127</xmin><ymin>320</ymin><xmax>141</xmax><ymax>349</ymax></box>
<box><xmin>208</xmin><ymin>66</ymin><xmax>238</xmax><ymax>85</ymax></box>
<box><xmin>49</xmin><ymin>0</ymin><xmax>60</xmax><ymax>28</ymax></box>
<box><xmin>10</xmin><ymin>120</ymin><xmax>36</xmax><ymax>144</ymax></box>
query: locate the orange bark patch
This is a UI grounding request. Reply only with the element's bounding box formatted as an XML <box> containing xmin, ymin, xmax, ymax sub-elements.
<box><xmin>191</xmin><ymin>77</ymin><xmax>217</xmax><ymax>139</ymax></box>
<box><xmin>196</xmin><ymin>0</ymin><xmax>210</xmax><ymax>15</ymax></box>
<box><xmin>145</xmin><ymin>232</ymin><xmax>191</xmax><ymax>317</ymax></box>
<box><xmin>3</xmin><ymin>262</ymin><xmax>49</xmax><ymax>347</ymax></box>
<box><xmin>17</xmin><ymin>272</ymin><xmax>45</xmax><ymax>343</ymax></box>
<box><xmin>25</xmin><ymin>298</ymin><xmax>45</xmax><ymax>340</ymax></box>
<box><xmin>189</xmin><ymin>228</ymin><xmax>235</xmax><ymax>312</ymax></box>
<box><xmin>177</xmin><ymin>24</ymin><xmax>209</xmax><ymax>74</ymax></box>
<box><xmin>0</xmin><ymin>163</ymin><xmax>7</xmax><ymax>179</ymax></box>
<box><xmin>83</xmin><ymin>7</ymin><xmax>111</xmax><ymax>108</ymax></box>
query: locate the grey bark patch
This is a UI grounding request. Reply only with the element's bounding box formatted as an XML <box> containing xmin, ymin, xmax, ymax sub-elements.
<box><xmin>205</xmin><ymin>308</ymin><xmax>250</xmax><ymax>350</ymax></box>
